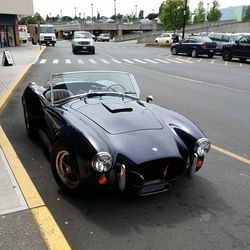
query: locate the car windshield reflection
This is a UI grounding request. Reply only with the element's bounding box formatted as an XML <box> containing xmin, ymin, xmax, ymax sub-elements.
<box><xmin>46</xmin><ymin>71</ymin><xmax>140</xmax><ymax>103</ymax></box>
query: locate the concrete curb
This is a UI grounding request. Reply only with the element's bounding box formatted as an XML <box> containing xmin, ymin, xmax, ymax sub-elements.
<box><xmin>0</xmin><ymin>47</ymin><xmax>46</xmax><ymax>113</ymax></box>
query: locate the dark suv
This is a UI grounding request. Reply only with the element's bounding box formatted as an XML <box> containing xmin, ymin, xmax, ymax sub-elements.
<box><xmin>221</xmin><ymin>35</ymin><xmax>250</xmax><ymax>62</ymax></box>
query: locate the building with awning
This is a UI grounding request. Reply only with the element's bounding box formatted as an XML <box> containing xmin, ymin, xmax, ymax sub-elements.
<box><xmin>0</xmin><ymin>0</ymin><xmax>34</xmax><ymax>47</ymax></box>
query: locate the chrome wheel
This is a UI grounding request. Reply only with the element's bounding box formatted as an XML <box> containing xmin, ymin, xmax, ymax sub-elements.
<box><xmin>191</xmin><ymin>49</ymin><xmax>198</xmax><ymax>58</ymax></box>
<box><xmin>171</xmin><ymin>47</ymin><xmax>177</xmax><ymax>55</ymax></box>
<box><xmin>55</xmin><ymin>150</ymin><xmax>80</xmax><ymax>189</ymax></box>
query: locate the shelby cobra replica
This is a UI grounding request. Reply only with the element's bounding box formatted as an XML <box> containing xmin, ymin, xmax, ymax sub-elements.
<box><xmin>22</xmin><ymin>71</ymin><xmax>210</xmax><ymax>196</ymax></box>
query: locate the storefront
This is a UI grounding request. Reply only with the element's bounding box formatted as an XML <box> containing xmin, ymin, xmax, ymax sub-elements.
<box><xmin>0</xmin><ymin>14</ymin><xmax>17</xmax><ymax>47</ymax></box>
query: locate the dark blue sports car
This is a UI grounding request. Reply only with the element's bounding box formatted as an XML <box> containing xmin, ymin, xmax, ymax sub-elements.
<box><xmin>22</xmin><ymin>71</ymin><xmax>210</xmax><ymax>196</ymax></box>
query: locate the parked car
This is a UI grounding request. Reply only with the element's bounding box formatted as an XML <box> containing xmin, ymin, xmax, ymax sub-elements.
<box><xmin>155</xmin><ymin>33</ymin><xmax>173</xmax><ymax>43</ymax></box>
<box><xmin>170</xmin><ymin>36</ymin><xmax>217</xmax><ymax>58</ymax></box>
<box><xmin>97</xmin><ymin>33</ymin><xmax>110</xmax><ymax>42</ymax></box>
<box><xmin>208</xmin><ymin>32</ymin><xmax>233</xmax><ymax>54</ymax></box>
<box><xmin>71</xmin><ymin>31</ymin><xmax>95</xmax><ymax>54</ymax></box>
<box><xmin>22</xmin><ymin>70</ymin><xmax>210</xmax><ymax>196</ymax></box>
<box><xmin>221</xmin><ymin>35</ymin><xmax>250</xmax><ymax>62</ymax></box>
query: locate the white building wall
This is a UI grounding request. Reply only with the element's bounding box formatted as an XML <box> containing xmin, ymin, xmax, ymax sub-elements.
<box><xmin>0</xmin><ymin>0</ymin><xmax>34</xmax><ymax>16</ymax></box>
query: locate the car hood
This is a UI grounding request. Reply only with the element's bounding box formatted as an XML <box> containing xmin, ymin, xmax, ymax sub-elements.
<box><xmin>70</xmin><ymin>99</ymin><xmax>163</xmax><ymax>135</ymax></box>
<box><xmin>73</xmin><ymin>38</ymin><xmax>93</xmax><ymax>42</ymax></box>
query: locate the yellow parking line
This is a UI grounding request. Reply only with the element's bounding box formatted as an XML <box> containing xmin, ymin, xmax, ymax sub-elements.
<box><xmin>0</xmin><ymin>126</ymin><xmax>71</xmax><ymax>250</ymax></box>
<box><xmin>212</xmin><ymin>144</ymin><xmax>250</xmax><ymax>165</ymax></box>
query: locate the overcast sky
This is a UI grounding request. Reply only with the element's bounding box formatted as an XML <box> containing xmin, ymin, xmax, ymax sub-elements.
<box><xmin>33</xmin><ymin>0</ymin><xmax>250</xmax><ymax>18</ymax></box>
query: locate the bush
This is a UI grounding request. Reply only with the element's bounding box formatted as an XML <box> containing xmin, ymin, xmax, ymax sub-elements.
<box><xmin>145</xmin><ymin>42</ymin><xmax>172</xmax><ymax>48</ymax></box>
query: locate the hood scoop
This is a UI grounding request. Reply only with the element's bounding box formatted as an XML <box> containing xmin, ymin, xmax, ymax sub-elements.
<box><xmin>102</xmin><ymin>103</ymin><xmax>133</xmax><ymax>113</ymax></box>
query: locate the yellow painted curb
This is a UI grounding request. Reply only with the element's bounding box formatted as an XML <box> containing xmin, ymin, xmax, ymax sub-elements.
<box><xmin>0</xmin><ymin>126</ymin><xmax>71</xmax><ymax>250</ymax></box>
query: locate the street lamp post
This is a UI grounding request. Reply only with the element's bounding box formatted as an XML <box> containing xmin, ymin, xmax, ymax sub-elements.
<box><xmin>135</xmin><ymin>5</ymin><xmax>137</xmax><ymax>18</ymax></box>
<box><xmin>74</xmin><ymin>7</ymin><xmax>77</xmax><ymax>18</ymax></box>
<box><xmin>182</xmin><ymin>0</ymin><xmax>188</xmax><ymax>39</ymax></box>
<box><xmin>114</xmin><ymin>0</ymin><xmax>116</xmax><ymax>20</ymax></box>
<box><xmin>206</xmin><ymin>3</ymin><xmax>210</xmax><ymax>21</ymax></box>
<box><xmin>91</xmin><ymin>4</ymin><xmax>93</xmax><ymax>23</ymax></box>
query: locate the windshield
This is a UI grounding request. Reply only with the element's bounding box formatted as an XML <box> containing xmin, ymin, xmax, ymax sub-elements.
<box><xmin>48</xmin><ymin>71</ymin><xmax>140</xmax><ymax>101</ymax></box>
<box><xmin>74</xmin><ymin>33</ymin><xmax>92</xmax><ymax>39</ymax></box>
<box><xmin>40</xmin><ymin>26</ymin><xmax>54</xmax><ymax>33</ymax></box>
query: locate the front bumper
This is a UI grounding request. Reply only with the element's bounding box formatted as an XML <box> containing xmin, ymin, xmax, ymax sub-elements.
<box><xmin>74</xmin><ymin>45</ymin><xmax>95</xmax><ymax>52</ymax></box>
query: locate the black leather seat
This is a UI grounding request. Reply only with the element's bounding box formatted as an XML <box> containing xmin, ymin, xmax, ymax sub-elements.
<box><xmin>45</xmin><ymin>89</ymin><xmax>73</xmax><ymax>102</ymax></box>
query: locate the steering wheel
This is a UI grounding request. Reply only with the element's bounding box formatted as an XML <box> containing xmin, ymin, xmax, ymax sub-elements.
<box><xmin>106</xmin><ymin>83</ymin><xmax>127</xmax><ymax>92</ymax></box>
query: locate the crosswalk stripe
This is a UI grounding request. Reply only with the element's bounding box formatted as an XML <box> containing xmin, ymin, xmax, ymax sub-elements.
<box><xmin>123</xmin><ymin>59</ymin><xmax>134</xmax><ymax>64</ymax></box>
<box><xmin>65</xmin><ymin>59</ymin><xmax>71</xmax><ymax>64</ymax></box>
<box><xmin>144</xmin><ymin>59</ymin><xmax>158</xmax><ymax>64</ymax></box>
<box><xmin>134</xmin><ymin>59</ymin><xmax>146</xmax><ymax>64</ymax></box>
<box><xmin>176</xmin><ymin>58</ymin><xmax>193</xmax><ymax>63</ymax></box>
<box><xmin>89</xmin><ymin>59</ymin><xmax>97</xmax><ymax>64</ymax></box>
<box><xmin>154</xmin><ymin>58</ymin><xmax>170</xmax><ymax>64</ymax></box>
<box><xmin>77</xmin><ymin>59</ymin><xmax>84</xmax><ymax>64</ymax></box>
<box><xmin>100</xmin><ymin>59</ymin><xmax>109</xmax><ymax>64</ymax></box>
<box><xmin>39</xmin><ymin>59</ymin><xmax>46</xmax><ymax>64</ymax></box>
<box><xmin>165</xmin><ymin>58</ymin><xmax>182</xmax><ymax>64</ymax></box>
<box><xmin>111</xmin><ymin>59</ymin><xmax>122</xmax><ymax>64</ymax></box>
<box><xmin>53</xmin><ymin>59</ymin><xmax>58</xmax><ymax>64</ymax></box>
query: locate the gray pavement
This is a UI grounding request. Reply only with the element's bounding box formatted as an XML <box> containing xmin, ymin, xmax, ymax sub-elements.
<box><xmin>0</xmin><ymin>43</ymin><xmax>50</xmax><ymax>249</ymax></box>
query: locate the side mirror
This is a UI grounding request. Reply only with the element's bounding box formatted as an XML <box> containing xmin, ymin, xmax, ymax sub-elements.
<box><xmin>146</xmin><ymin>95</ymin><xmax>154</xmax><ymax>103</ymax></box>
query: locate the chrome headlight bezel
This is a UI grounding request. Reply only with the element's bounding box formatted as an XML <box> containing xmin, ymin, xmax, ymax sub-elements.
<box><xmin>194</xmin><ymin>138</ymin><xmax>211</xmax><ymax>157</ymax></box>
<box><xmin>91</xmin><ymin>152</ymin><xmax>113</xmax><ymax>172</ymax></box>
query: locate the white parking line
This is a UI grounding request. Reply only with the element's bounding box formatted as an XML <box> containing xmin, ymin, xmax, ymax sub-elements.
<box><xmin>154</xmin><ymin>59</ymin><xmax>170</xmax><ymax>64</ymax></box>
<box><xmin>53</xmin><ymin>59</ymin><xmax>58</xmax><ymax>64</ymax></box>
<box><xmin>39</xmin><ymin>59</ymin><xmax>46</xmax><ymax>64</ymax></box>
<box><xmin>111</xmin><ymin>59</ymin><xmax>122</xmax><ymax>64</ymax></box>
<box><xmin>165</xmin><ymin>59</ymin><xmax>182</xmax><ymax>64</ymax></box>
<box><xmin>89</xmin><ymin>59</ymin><xmax>97</xmax><ymax>64</ymax></box>
<box><xmin>65</xmin><ymin>59</ymin><xmax>71</xmax><ymax>64</ymax></box>
<box><xmin>77</xmin><ymin>59</ymin><xmax>84</xmax><ymax>64</ymax></box>
<box><xmin>123</xmin><ymin>59</ymin><xmax>134</xmax><ymax>64</ymax></box>
<box><xmin>99</xmin><ymin>59</ymin><xmax>110</xmax><ymax>64</ymax></box>
<box><xmin>144</xmin><ymin>59</ymin><xmax>158</xmax><ymax>64</ymax></box>
<box><xmin>198</xmin><ymin>58</ymin><xmax>202</xmax><ymax>63</ymax></box>
<box><xmin>176</xmin><ymin>58</ymin><xmax>193</xmax><ymax>63</ymax></box>
<box><xmin>134</xmin><ymin>59</ymin><xmax>146</xmax><ymax>64</ymax></box>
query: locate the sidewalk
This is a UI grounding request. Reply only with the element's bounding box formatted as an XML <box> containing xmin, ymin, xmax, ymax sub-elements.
<box><xmin>0</xmin><ymin>43</ymin><xmax>71</xmax><ymax>250</ymax></box>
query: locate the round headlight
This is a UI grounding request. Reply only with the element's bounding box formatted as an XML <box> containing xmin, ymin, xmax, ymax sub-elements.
<box><xmin>194</xmin><ymin>138</ymin><xmax>211</xmax><ymax>157</ymax></box>
<box><xmin>92</xmin><ymin>152</ymin><xmax>113</xmax><ymax>172</ymax></box>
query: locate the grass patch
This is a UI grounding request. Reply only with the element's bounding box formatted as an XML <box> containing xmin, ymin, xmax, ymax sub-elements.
<box><xmin>145</xmin><ymin>42</ymin><xmax>172</xmax><ymax>48</ymax></box>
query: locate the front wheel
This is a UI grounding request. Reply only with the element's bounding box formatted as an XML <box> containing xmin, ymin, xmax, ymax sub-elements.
<box><xmin>208</xmin><ymin>53</ymin><xmax>214</xmax><ymax>58</ymax></box>
<box><xmin>171</xmin><ymin>47</ymin><xmax>178</xmax><ymax>55</ymax></box>
<box><xmin>222</xmin><ymin>49</ymin><xmax>232</xmax><ymax>61</ymax></box>
<box><xmin>51</xmin><ymin>141</ymin><xmax>81</xmax><ymax>195</ymax></box>
<box><xmin>191</xmin><ymin>49</ymin><xmax>198</xmax><ymax>58</ymax></box>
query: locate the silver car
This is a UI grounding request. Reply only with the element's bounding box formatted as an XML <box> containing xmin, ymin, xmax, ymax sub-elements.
<box><xmin>71</xmin><ymin>31</ymin><xmax>95</xmax><ymax>54</ymax></box>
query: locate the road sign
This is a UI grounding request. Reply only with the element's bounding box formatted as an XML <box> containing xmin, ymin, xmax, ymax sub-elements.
<box><xmin>2</xmin><ymin>50</ymin><xmax>14</xmax><ymax>66</ymax></box>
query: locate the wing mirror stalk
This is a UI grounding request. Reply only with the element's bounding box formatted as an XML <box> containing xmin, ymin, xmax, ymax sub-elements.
<box><xmin>146</xmin><ymin>95</ymin><xmax>154</xmax><ymax>103</ymax></box>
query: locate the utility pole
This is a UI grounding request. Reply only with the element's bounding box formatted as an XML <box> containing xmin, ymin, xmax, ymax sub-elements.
<box><xmin>91</xmin><ymin>4</ymin><xmax>93</xmax><ymax>23</ymax></box>
<box><xmin>182</xmin><ymin>0</ymin><xmax>188</xmax><ymax>39</ymax></box>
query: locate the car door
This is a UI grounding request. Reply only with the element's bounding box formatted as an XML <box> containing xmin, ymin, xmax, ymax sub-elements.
<box><xmin>234</xmin><ymin>36</ymin><xmax>250</xmax><ymax>57</ymax></box>
<box><xmin>178</xmin><ymin>38</ymin><xmax>190</xmax><ymax>53</ymax></box>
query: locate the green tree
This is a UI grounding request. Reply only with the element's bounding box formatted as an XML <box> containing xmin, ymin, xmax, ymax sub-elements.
<box><xmin>207</xmin><ymin>0</ymin><xmax>222</xmax><ymax>22</ymax></box>
<box><xmin>160</xmin><ymin>0</ymin><xmax>191</xmax><ymax>32</ymax></box>
<box><xmin>139</xmin><ymin>10</ymin><xmax>144</xmax><ymax>19</ymax></box>
<box><xmin>18</xmin><ymin>13</ymin><xmax>44</xmax><ymax>25</ymax></box>
<box><xmin>146</xmin><ymin>13</ymin><xmax>158</xmax><ymax>20</ymax></box>
<box><xmin>243</xmin><ymin>5</ymin><xmax>250</xmax><ymax>21</ymax></box>
<box><xmin>193</xmin><ymin>0</ymin><xmax>206</xmax><ymax>24</ymax></box>
<box><xmin>60</xmin><ymin>16</ymin><xmax>73</xmax><ymax>22</ymax></box>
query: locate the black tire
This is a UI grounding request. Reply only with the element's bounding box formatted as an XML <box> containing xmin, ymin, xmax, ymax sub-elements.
<box><xmin>222</xmin><ymin>49</ymin><xmax>232</xmax><ymax>61</ymax></box>
<box><xmin>208</xmin><ymin>53</ymin><xmax>214</xmax><ymax>58</ymax></box>
<box><xmin>22</xmin><ymin>98</ymin><xmax>36</xmax><ymax>138</ymax></box>
<box><xmin>171</xmin><ymin>47</ymin><xmax>178</xmax><ymax>55</ymax></box>
<box><xmin>92</xmin><ymin>49</ymin><xmax>95</xmax><ymax>54</ymax></box>
<box><xmin>240</xmin><ymin>58</ymin><xmax>246</xmax><ymax>62</ymax></box>
<box><xmin>191</xmin><ymin>48</ymin><xmax>198</xmax><ymax>58</ymax></box>
<box><xmin>51</xmin><ymin>141</ymin><xmax>81</xmax><ymax>196</ymax></box>
<box><xmin>72</xmin><ymin>49</ymin><xmax>77</xmax><ymax>55</ymax></box>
